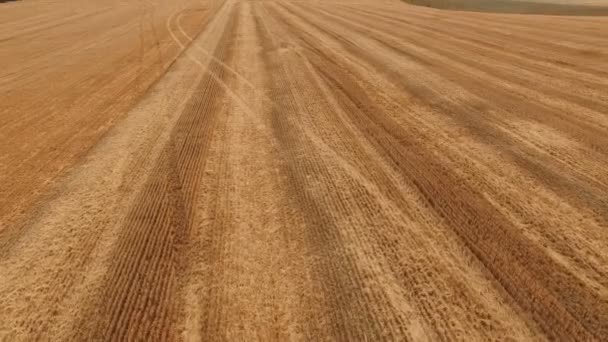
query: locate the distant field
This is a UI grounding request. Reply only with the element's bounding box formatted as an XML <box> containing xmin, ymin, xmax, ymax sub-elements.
<box><xmin>526</xmin><ymin>0</ymin><xmax>608</xmax><ymax>4</ymax></box>
<box><xmin>403</xmin><ymin>0</ymin><xmax>608</xmax><ymax>14</ymax></box>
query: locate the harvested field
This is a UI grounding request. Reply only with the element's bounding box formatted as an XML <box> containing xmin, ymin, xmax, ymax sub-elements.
<box><xmin>1</xmin><ymin>0</ymin><xmax>608</xmax><ymax>340</ymax></box>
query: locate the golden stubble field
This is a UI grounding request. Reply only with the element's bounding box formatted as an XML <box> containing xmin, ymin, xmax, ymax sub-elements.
<box><xmin>1</xmin><ymin>0</ymin><xmax>607</xmax><ymax>340</ymax></box>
